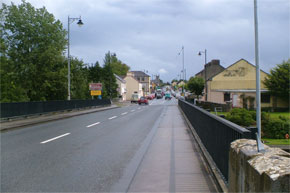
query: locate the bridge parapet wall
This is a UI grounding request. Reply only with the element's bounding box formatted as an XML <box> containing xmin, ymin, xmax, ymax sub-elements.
<box><xmin>229</xmin><ymin>139</ymin><xmax>290</xmax><ymax>192</ymax></box>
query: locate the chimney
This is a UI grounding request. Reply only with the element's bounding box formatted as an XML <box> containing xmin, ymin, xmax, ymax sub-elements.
<box><xmin>211</xmin><ymin>59</ymin><xmax>220</xmax><ymax>66</ymax></box>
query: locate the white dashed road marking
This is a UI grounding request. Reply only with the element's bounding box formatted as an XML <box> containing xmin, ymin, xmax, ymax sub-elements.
<box><xmin>108</xmin><ymin>116</ymin><xmax>117</xmax><ymax>120</ymax></box>
<box><xmin>121</xmin><ymin>112</ymin><xmax>128</xmax><ymax>115</ymax></box>
<box><xmin>86</xmin><ymin>122</ymin><xmax>100</xmax><ymax>128</ymax></box>
<box><xmin>41</xmin><ymin>133</ymin><xmax>70</xmax><ymax>144</ymax></box>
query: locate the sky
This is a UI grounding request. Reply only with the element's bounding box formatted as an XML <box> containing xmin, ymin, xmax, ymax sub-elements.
<box><xmin>2</xmin><ymin>0</ymin><xmax>289</xmax><ymax>82</ymax></box>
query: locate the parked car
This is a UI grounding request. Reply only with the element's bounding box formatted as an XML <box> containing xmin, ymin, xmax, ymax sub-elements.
<box><xmin>165</xmin><ymin>93</ymin><xmax>172</xmax><ymax>100</ymax></box>
<box><xmin>138</xmin><ymin>96</ymin><xmax>149</xmax><ymax>105</ymax></box>
<box><xmin>146</xmin><ymin>95</ymin><xmax>153</xmax><ymax>100</ymax></box>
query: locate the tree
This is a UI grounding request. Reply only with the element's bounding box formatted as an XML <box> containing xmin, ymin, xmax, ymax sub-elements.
<box><xmin>186</xmin><ymin>76</ymin><xmax>204</xmax><ymax>99</ymax></box>
<box><xmin>102</xmin><ymin>52</ymin><xmax>118</xmax><ymax>99</ymax></box>
<box><xmin>1</xmin><ymin>1</ymin><xmax>67</xmax><ymax>101</ymax></box>
<box><xmin>70</xmin><ymin>57</ymin><xmax>90</xmax><ymax>99</ymax></box>
<box><xmin>88</xmin><ymin>62</ymin><xmax>103</xmax><ymax>83</ymax></box>
<box><xmin>263</xmin><ymin>60</ymin><xmax>290</xmax><ymax>101</ymax></box>
<box><xmin>171</xmin><ymin>79</ymin><xmax>178</xmax><ymax>83</ymax></box>
<box><xmin>105</xmin><ymin>52</ymin><xmax>130</xmax><ymax>76</ymax></box>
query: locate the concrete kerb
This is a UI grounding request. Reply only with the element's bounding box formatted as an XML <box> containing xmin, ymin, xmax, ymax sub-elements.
<box><xmin>0</xmin><ymin>105</ymin><xmax>119</xmax><ymax>131</ymax></box>
<box><xmin>178</xmin><ymin>106</ymin><xmax>229</xmax><ymax>193</ymax></box>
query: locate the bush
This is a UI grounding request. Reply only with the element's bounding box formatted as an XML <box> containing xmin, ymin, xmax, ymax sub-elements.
<box><xmin>262</xmin><ymin>114</ymin><xmax>289</xmax><ymax>139</ymax></box>
<box><xmin>225</xmin><ymin>108</ymin><xmax>289</xmax><ymax>139</ymax></box>
<box><xmin>225</xmin><ymin>108</ymin><xmax>255</xmax><ymax>127</ymax></box>
<box><xmin>262</xmin><ymin>118</ymin><xmax>289</xmax><ymax>139</ymax></box>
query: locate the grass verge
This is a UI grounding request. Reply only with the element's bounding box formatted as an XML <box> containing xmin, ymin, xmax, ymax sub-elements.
<box><xmin>262</xmin><ymin>138</ymin><xmax>290</xmax><ymax>145</ymax></box>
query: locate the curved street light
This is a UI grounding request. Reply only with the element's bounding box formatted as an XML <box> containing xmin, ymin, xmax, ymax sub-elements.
<box><xmin>198</xmin><ymin>49</ymin><xmax>207</xmax><ymax>101</ymax></box>
<box><xmin>67</xmin><ymin>16</ymin><xmax>84</xmax><ymax>100</ymax></box>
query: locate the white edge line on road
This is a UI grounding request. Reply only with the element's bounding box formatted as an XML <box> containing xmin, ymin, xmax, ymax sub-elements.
<box><xmin>86</xmin><ymin>122</ymin><xmax>100</xmax><ymax>128</ymax></box>
<box><xmin>108</xmin><ymin>116</ymin><xmax>117</xmax><ymax>120</ymax></box>
<box><xmin>131</xmin><ymin>110</ymin><xmax>135</xmax><ymax>112</ymax></box>
<box><xmin>41</xmin><ymin>133</ymin><xmax>70</xmax><ymax>144</ymax></box>
<box><xmin>121</xmin><ymin>112</ymin><xmax>128</xmax><ymax>115</ymax></box>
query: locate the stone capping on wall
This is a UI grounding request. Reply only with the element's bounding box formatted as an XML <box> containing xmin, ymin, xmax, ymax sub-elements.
<box><xmin>229</xmin><ymin>139</ymin><xmax>290</xmax><ymax>192</ymax></box>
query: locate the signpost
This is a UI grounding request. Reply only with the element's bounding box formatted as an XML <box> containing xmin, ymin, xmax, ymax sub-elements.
<box><xmin>89</xmin><ymin>83</ymin><xmax>102</xmax><ymax>98</ymax></box>
<box><xmin>89</xmin><ymin>83</ymin><xmax>102</xmax><ymax>91</ymax></box>
<box><xmin>91</xmin><ymin>90</ymin><xmax>102</xmax><ymax>96</ymax></box>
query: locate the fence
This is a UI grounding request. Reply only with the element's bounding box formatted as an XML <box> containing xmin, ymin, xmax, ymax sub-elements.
<box><xmin>0</xmin><ymin>99</ymin><xmax>111</xmax><ymax>118</ymax></box>
<box><xmin>178</xmin><ymin>99</ymin><xmax>251</xmax><ymax>182</ymax></box>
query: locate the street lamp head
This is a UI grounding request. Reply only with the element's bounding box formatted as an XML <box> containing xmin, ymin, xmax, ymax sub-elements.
<box><xmin>198</xmin><ymin>51</ymin><xmax>202</xmax><ymax>56</ymax></box>
<box><xmin>77</xmin><ymin>19</ymin><xmax>84</xmax><ymax>27</ymax></box>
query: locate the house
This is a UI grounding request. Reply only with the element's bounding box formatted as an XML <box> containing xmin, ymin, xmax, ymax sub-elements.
<box><xmin>207</xmin><ymin>59</ymin><xmax>288</xmax><ymax>110</ymax></box>
<box><xmin>114</xmin><ymin>74</ymin><xmax>126</xmax><ymax>101</ymax></box>
<box><xmin>177</xmin><ymin>80</ymin><xmax>186</xmax><ymax>87</ymax></box>
<box><xmin>130</xmin><ymin>71</ymin><xmax>151</xmax><ymax>96</ymax></box>
<box><xmin>171</xmin><ymin>80</ymin><xmax>178</xmax><ymax>87</ymax></box>
<box><xmin>195</xmin><ymin>59</ymin><xmax>225</xmax><ymax>101</ymax></box>
<box><xmin>124</xmin><ymin>72</ymin><xmax>143</xmax><ymax>101</ymax></box>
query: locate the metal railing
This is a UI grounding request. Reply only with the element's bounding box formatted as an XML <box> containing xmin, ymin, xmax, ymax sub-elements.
<box><xmin>0</xmin><ymin>99</ymin><xmax>111</xmax><ymax>118</ymax></box>
<box><xmin>179</xmin><ymin>99</ymin><xmax>251</xmax><ymax>182</ymax></box>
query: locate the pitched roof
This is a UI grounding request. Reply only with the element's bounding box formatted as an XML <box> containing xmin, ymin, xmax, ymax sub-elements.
<box><xmin>114</xmin><ymin>74</ymin><xmax>126</xmax><ymax>83</ymax></box>
<box><xmin>131</xmin><ymin>71</ymin><xmax>150</xmax><ymax>77</ymax></box>
<box><xmin>209</xmin><ymin>58</ymin><xmax>269</xmax><ymax>80</ymax></box>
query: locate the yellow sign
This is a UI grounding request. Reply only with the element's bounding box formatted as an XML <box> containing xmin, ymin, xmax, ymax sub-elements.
<box><xmin>91</xmin><ymin>90</ymin><xmax>101</xmax><ymax>96</ymax></box>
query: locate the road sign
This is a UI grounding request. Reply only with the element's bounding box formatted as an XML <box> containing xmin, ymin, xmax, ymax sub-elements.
<box><xmin>91</xmin><ymin>90</ymin><xmax>101</xmax><ymax>96</ymax></box>
<box><xmin>89</xmin><ymin>83</ymin><xmax>102</xmax><ymax>90</ymax></box>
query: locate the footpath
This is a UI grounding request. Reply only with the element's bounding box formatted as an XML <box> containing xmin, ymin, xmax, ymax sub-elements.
<box><xmin>0</xmin><ymin>104</ymin><xmax>121</xmax><ymax>131</ymax></box>
<box><xmin>127</xmin><ymin>105</ymin><xmax>218</xmax><ymax>192</ymax></box>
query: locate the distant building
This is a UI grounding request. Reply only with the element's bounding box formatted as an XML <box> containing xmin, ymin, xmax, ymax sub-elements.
<box><xmin>130</xmin><ymin>71</ymin><xmax>151</xmax><ymax>96</ymax></box>
<box><xmin>114</xmin><ymin>74</ymin><xmax>126</xmax><ymax>101</ymax></box>
<box><xmin>124</xmin><ymin>72</ymin><xmax>143</xmax><ymax>100</ymax></box>
<box><xmin>207</xmin><ymin>59</ymin><xmax>288</xmax><ymax>110</ymax></box>
<box><xmin>177</xmin><ymin>80</ymin><xmax>186</xmax><ymax>87</ymax></box>
<box><xmin>195</xmin><ymin>59</ymin><xmax>225</xmax><ymax>101</ymax></box>
<box><xmin>171</xmin><ymin>81</ymin><xmax>178</xmax><ymax>87</ymax></box>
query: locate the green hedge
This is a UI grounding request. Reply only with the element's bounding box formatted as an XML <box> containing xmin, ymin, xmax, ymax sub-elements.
<box><xmin>225</xmin><ymin>108</ymin><xmax>289</xmax><ymax>139</ymax></box>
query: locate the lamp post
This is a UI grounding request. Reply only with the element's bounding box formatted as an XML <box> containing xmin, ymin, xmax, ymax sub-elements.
<box><xmin>178</xmin><ymin>46</ymin><xmax>185</xmax><ymax>94</ymax></box>
<box><xmin>254</xmin><ymin>0</ymin><xmax>264</xmax><ymax>152</ymax></box>
<box><xmin>178</xmin><ymin>46</ymin><xmax>185</xmax><ymax>80</ymax></box>
<box><xmin>67</xmin><ymin>16</ymin><xmax>84</xmax><ymax>100</ymax></box>
<box><xmin>198</xmin><ymin>49</ymin><xmax>207</xmax><ymax>101</ymax></box>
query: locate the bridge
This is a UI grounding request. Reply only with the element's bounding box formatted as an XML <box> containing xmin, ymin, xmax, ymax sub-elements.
<box><xmin>1</xmin><ymin>98</ymin><xmax>289</xmax><ymax>192</ymax></box>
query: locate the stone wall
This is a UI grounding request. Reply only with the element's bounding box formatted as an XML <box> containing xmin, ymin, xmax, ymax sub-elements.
<box><xmin>229</xmin><ymin>139</ymin><xmax>290</xmax><ymax>192</ymax></box>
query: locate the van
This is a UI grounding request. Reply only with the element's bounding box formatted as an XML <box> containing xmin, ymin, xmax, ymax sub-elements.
<box><xmin>131</xmin><ymin>93</ymin><xmax>140</xmax><ymax>103</ymax></box>
<box><xmin>156</xmin><ymin>89</ymin><xmax>163</xmax><ymax>99</ymax></box>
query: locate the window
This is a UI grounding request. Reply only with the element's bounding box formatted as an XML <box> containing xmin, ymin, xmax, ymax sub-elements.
<box><xmin>224</xmin><ymin>92</ymin><xmax>230</xmax><ymax>102</ymax></box>
<box><xmin>142</xmin><ymin>77</ymin><xmax>145</xmax><ymax>81</ymax></box>
<box><xmin>261</xmin><ymin>93</ymin><xmax>270</xmax><ymax>103</ymax></box>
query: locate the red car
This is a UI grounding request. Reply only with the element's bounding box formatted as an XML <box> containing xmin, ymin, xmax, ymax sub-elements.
<box><xmin>138</xmin><ymin>97</ymin><xmax>149</xmax><ymax>105</ymax></box>
<box><xmin>146</xmin><ymin>95</ymin><xmax>153</xmax><ymax>100</ymax></box>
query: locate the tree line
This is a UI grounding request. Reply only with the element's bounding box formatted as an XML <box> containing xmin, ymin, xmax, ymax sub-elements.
<box><xmin>0</xmin><ymin>1</ymin><xmax>130</xmax><ymax>102</ymax></box>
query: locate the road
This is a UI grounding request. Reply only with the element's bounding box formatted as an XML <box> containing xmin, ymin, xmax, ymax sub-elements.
<box><xmin>1</xmin><ymin>97</ymin><xmax>179</xmax><ymax>192</ymax></box>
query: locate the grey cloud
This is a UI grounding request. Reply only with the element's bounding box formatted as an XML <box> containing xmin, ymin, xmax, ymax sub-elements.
<box><xmin>3</xmin><ymin>0</ymin><xmax>289</xmax><ymax>82</ymax></box>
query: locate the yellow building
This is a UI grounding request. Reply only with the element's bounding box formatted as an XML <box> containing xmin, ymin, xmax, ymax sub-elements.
<box><xmin>124</xmin><ymin>72</ymin><xmax>143</xmax><ymax>101</ymax></box>
<box><xmin>207</xmin><ymin>59</ymin><xmax>288</xmax><ymax>109</ymax></box>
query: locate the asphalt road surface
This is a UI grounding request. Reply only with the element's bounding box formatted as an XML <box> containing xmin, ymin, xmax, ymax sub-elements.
<box><xmin>1</xmin><ymin>97</ymin><xmax>179</xmax><ymax>192</ymax></box>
